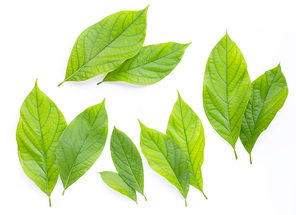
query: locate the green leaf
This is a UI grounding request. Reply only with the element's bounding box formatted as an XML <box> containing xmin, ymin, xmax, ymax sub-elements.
<box><xmin>167</xmin><ymin>91</ymin><xmax>206</xmax><ymax>199</ymax></box>
<box><xmin>58</xmin><ymin>6</ymin><xmax>148</xmax><ymax>86</ymax></box>
<box><xmin>16</xmin><ymin>80</ymin><xmax>67</xmax><ymax>206</ymax></box>
<box><xmin>56</xmin><ymin>99</ymin><xmax>108</xmax><ymax>194</ymax></box>
<box><xmin>139</xmin><ymin>121</ymin><xmax>189</xmax><ymax>206</ymax></box>
<box><xmin>110</xmin><ymin>127</ymin><xmax>146</xmax><ymax>200</ymax></box>
<box><xmin>203</xmin><ymin>33</ymin><xmax>251</xmax><ymax>159</ymax></box>
<box><xmin>239</xmin><ymin>64</ymin><xmax>288</xmax><ymax>164</ymax></box>
<box><xmin>100</xmin><ymin>171</ymin><xmax>137</xmax><ymax>203</ymax></box>
<box><xmin>98</xmin><ymin>42</ymin><xmax>190</xmax><ymax>86</ymax></box>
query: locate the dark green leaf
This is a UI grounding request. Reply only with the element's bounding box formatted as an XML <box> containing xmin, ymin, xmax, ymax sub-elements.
<box><xmin>111</xmin><ymin>127</ymin><xmax>146</xmax><ymax>200</ymax></box>
<box><xmin>239</xmin><ymin>64</ymin><xmax>288</xmax><ymax>164</ymax></box>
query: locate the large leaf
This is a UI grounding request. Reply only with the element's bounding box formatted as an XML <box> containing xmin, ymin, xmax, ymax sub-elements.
<box><xmin>56</xmin><ymin>99</ymin><xmax>108</xmax><ymax>194</ymax></box>
<box><xmin>203</xmin><ymin>33</ymin><xmax>251</xmax><ymax>159</ymax></box>
<box><xmin>110</xmin><ymin>127</ymin><xmax>146</xmax><ymax>200</ymax></box>
<box><xmin>98</xmin><ymin>42</ymin><xmax>190</xmax><ymax>86</ymax></box>
<box><xmin>58</xmin><ymin>6</ymin><xmax>148</xmax><ymax>86</ymax></box>
<box><xmin>100</xmin><ymin>171</ymin><xmax>137</xmax><ymax>203</ymax></box>
<box><xmin>239</xmin><ymin>64</ymin><xmax>288</xmax><ymax>164</ymax></box>
<box><xmin>139</xmin><ymin>121</ymin><xmax>189</xmax><ymax>206</ymax></box>
<box><xmin>167</xmin><ymin>91</ymin><xmax>206</xmax><ymax>198</ymax></box>
<box><xmin>16</xmin><ymin>80</ymin><xmax>67</xmax><ymax>206</ymax></box>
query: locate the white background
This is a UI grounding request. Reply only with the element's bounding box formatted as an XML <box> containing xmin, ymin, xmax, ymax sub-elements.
<box><xmin>1</xmin><ymin>0</ymin><xmax>296</xmax><ymax>214</ymax></box>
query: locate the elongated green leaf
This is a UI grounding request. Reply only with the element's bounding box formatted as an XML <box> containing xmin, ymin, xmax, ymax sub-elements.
<box><xmin>100</xmin><ymin>171</ymin><xmax>137</xmax><ymax>203</ymax></box>
<box><xmin>139</xmin><ymin>121</ymin><xmax>189</xmax><ymax>206</ymax></box>
<box><xmin>58</xmin><ymin>6</ymin><xmax>148</xmax><ymax>86</ymax></box>
<box><xmin>16</xmin><ymin>80</ymin><xmax>67</xmax><ymax>206</ymax></box>
<box><xmin>98</xmin><ymin>42</ymin><xmax>190</xmax><ymax>85</ymax></box>
<box><xmin>57</xmin><ymin>99</ymin><xmax>108</xmax><ymax>193</ymax></box>
<box><xmin>239</xmin><ymin>64</ymin><xmax>288</xmax><ymax>164</ymax></box>
<box><xmin>111</xmin><ymin>127</ymin><xmax>146</xmax><ymax>200</ymax></box>
<box><xmin>167</xmin><ymin>91</ymin><xmax>206</xmax><ymax>199</ymax></box>
<box><xmin>203</xmin><ymin>33</ymin><xmax>251</xmax><ymax>159</ymax></box>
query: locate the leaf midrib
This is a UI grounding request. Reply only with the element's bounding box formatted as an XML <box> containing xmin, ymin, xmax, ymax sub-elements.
<box><xmin>65</xmin><ymin>9</ymin><xmax>146</xmax><ymax>83</ymax></box>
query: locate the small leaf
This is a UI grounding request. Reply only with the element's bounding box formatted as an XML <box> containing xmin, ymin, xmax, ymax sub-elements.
<box><xmin>239</xmin><ymin>64</ymin><xmax>288</xmax><ymax>164</ymax></box>
<box><xmin>203</xmin><ymin>33</ymin><xmax>251</xmax><ymax>159</ymax></box>
<box><xmin>139</xmin><ymin>121</ymin><xmax>189</xmax><ymax>205</ymax></box>
<box><xmin>57</xmin><ymin>99</ymin><xmax>108</xmax><ymax>194</ymax></box>
<box><xmin>99</xmin><ymin>42</ymin><xmax>190</xmax><ymax>86</ymax></box>
<box><xmin>167</xmin><ymin>91</ymin><xmax>207</xmax><ymax>199</ymax></box>
<box><xmin>16</xmin><ymin>80</ymin><xmax>67</xmax><ymax>206</ymax></box>
<box><xmin>100</xmin><ymin>171</ymin><xmax>137</xmax><ymax>203</ymax></box>
<box><xmin>111</xmin><ymin>127</ymin><xmax>146</xmax><ymax>200</ymax></box>
<box><xmin>58</xmin><ymin>6</ymin><xmax>148</xmax><ymax>86</ymax></box>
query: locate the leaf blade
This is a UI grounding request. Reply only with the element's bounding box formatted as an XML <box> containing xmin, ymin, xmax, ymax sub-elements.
<box><xmin>59</xmin><ymin>6</ymin><xmax>148</xmax><ymax>85</ymax></box>
<box><xmin>203</xmin><ymin>33</ymin><xmax>251</xmax><ymax>157</ymax></box>
<box><xmin>110</xmin><ymin>127</ymin><xmax>146</xmax><ymax>199</ymax></box>
<box><xmin>139</xmin><ymin>121</ymin><xmax>189</xmax><ymax>203</ymax></box>
<box><xmin>167</xmin><ymin>91</ymin><xmax>206</xmax><ymax>198</ymax></box>
<box><xmin>16</xmin><ymin>80</ymin><xmax>67</xmax><ymax>206</ymax></box>
<box><xmin>100</xmin><ymin>171</ymin><xmax>137</xmax><ymax>203</ymax></box>
<box><xmin>239</xmin><ymin>64</ymin><xmax>288</xmax><ymax>162</ymax></box>
<box><xmin>100</xmin><ymin>42</ymin><xmax>190</xmax><ymax>85</ymax></box>
<box><xmin>56</xmin><ymin>99</ymin><xmax>108</xmax><ymax>193</ymax></box>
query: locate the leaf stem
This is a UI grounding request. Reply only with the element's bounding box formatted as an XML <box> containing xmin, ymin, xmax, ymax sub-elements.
<box><xmin>185</xmin><ymin>198</ymin><xmax>187</xmax><ymax>207</ymax></box>
<box><xmin>49</xmin><ymin>196</ymin><xmax>52</xmax><ymax>207</ymax></box>
<box><xmin>97</xmin><ymin>80</ymin><xmax>104</xmax><ymax>85</ymax></box>
<box><xmin>202</xmin><ymin>191</ymin><xmax>208</xmax><ymax>200</ymax></box>
<box><xmin>58</xmin><ymin>81</ymin><xmax>65</xmax><ymax>87</ymax></box>
<box><xmin>62</xmin><ymin>189</ymin><xmax>66</xmax><ymax>195</ymax></box>
<box><xmin>250</xmin><ymin>153</ymin><xmax>252</xmax><ymax>165</ymax></box>
<box><xmin>234</xmin><ymin>148</ymin><xmax>238</xmax><ymax>160</ymax></box>
<box><xmin>143</xmin><ymin>194</ymin><xmax>147</xmax><ymax>201</ymax></box>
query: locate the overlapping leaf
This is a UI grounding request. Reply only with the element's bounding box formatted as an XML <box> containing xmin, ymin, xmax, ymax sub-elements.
<box><xmin>239</xmin><ymin>64</ymin><xmax>288</xmax><ymax>163</ymax></box>
<box><xmin>100</xmin><ymin>171</ymin><xmax>137</xmax><ymax>203</ymax></box>
<box><xmin>99</xmin><ymin>42</ymin><xmax>190</xmax><ymax>85</ymax></box>
<box><xmin>16</xmin><ymin>80</ymin><xmax>67</xmax><ymax>206</ymax></box>
<box><xmin>203</xmin><ymin>33</ymin><xmax>251</xmax><ymax>158</ymax></box>
<box><xmin>167</xmin><ymin>91</ymin><xmax>206</xmax><ymax>198</ymax></box>
<box><xmin>58</xmin><ymin>6</ymin><xmax>148</xmax><ymax>86</ymax></box>
<box><xmin>56</xmin><ymin>99</ymin><xmax>108</xmax><ymax>193</ymax></box>
<box><xmin>110</xmin><ymin>127</ymin><xmax>146</xmax><ymax>200</ymax></box>
<box><xmin>139</xmin><ymin>121</ymin><xmax>189</xmax><ymax>206</ymax></box>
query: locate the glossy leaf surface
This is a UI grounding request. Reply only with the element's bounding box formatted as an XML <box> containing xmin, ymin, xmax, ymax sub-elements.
<box><xmin>239</xmin><ymin>64</ymin><xmax>288</xmax><ymax>163</ymax></box>
<box><xmin>167</xmin><ymin>91</ymin><xmax>206</xmax><ymax>198</ymax></box>
<box><xmin>100</xmin><ymin>171</ymin><xmax>137</xmax><ymax>203</ymax></box>
<box><xmin>57</xmin><ymin>100</ymin><xmax>108</xmax><ymax>193</ymax></box>
<box><xmin>58</xmin><ymin>6</ymin><xmax>148</xmax><ymax>86</ymax></box>
<box><xmin>111</xmin><ymin>127</ymin><xmax>146</xmax><ymax>200</ymax></box>
<box><xmin>203</xmin><ymin>33</ymin><xmax>251</xmax><ymax>158</ymax></box>
<box><xmin>16</xmin><ymin>80</ymin><xmax>67</xmax><ymax>206</ymax></box>
<box><xmin>139</xmin><ymin>121</ymin><xmax>189</xmax><ymax>205</ymax></box>
<box><xmin>99</xmin><ymin>42</ymin><xmax>190</xmax><ymax>85</ymax></box>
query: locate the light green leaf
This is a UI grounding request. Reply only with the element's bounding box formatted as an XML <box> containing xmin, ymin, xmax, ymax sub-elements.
<box><xmin>139</xmin><ymin>121</ymin><xmax>189</xmax><ymax>206</ymax></box>
<box><xmin>167</xmin><ymin>91</ymin><xmax>206</xmax><ymax>199</ymax></box>
<box><xmin>57</xmin><ymin>99</ymin><xmax>108</xmax><ymax>194</ymax></box>
<box><xmin>16</xmin><ymin>80</ymin><xmax>67</xmax><ymax>206</ymax></box>
<box><xmin>98</xmin><ymin>42</ymin><xmax>190</xmax><ymax>86</ymax></box>
<box><xmin>58</xmin><ymin>6</ymin><xmax>148</xmax><ymax>86</ymax></box>
<box><xmin>100</xmin><ymin>171</ymin><xmax>137</xmax><ymax>203</ymax></box>
<box><xmin>111</xmin><ymin>127</ymin><xmax>146</xmax><ymax>200</ymax></box>
<box><xmin>203</xmin><ymin>33</ymin><xmax>251</xmax><ymax>159</ymax></box>
<box><xmin>239</xmin><ymin>64</ymin><xmax>288</xmax><ymax>164</ymax></box>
